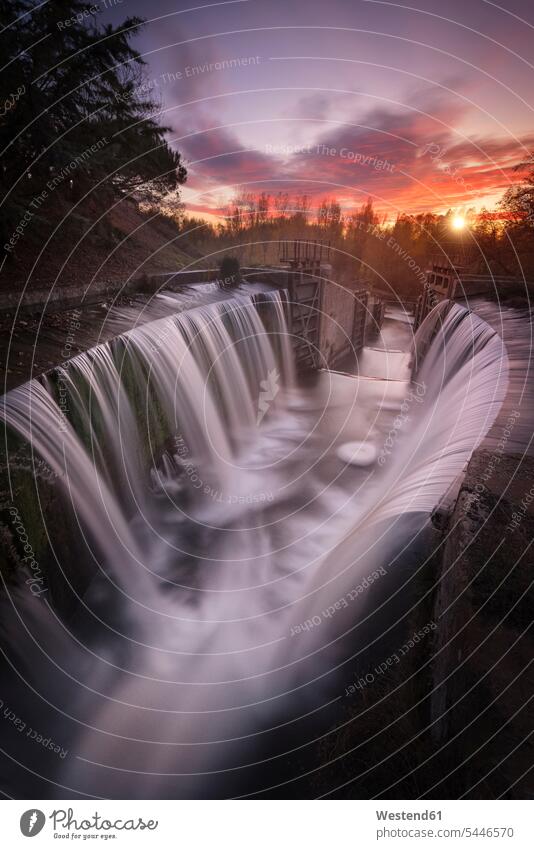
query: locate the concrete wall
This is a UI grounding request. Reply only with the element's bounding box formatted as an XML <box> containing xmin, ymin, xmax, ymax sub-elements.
<box><xmin>0</xmin><ymin>269</ymin><xmax>221</xmax><ymax>314</ymax></box>
<box><xmin>427</xmin><ymin>448</ymin><xmax>534</xmax><ymax>794</ymax></box>
<box><xmin>319</xmin><ymin>283</ymin><xmax>368</xmax><ymax>367</ymax></box>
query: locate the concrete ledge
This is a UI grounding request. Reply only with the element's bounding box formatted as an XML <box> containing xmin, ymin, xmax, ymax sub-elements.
<box><xmin>0</xmin><ymin>269</ymin><xmax>221</xmax><ymax>315</ymax></box>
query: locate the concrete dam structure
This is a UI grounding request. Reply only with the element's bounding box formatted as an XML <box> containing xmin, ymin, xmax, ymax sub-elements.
<box><xmin>0</xmin><ymin>268</ymin><xmax>532</xmax><ymax>799</ymax></box>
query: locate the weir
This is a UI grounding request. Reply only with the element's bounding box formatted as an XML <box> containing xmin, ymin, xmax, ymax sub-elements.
<box><xmin>0</xmin><ymin>278</ymin><xmax>532</xmax><ymax>798</ymax></box>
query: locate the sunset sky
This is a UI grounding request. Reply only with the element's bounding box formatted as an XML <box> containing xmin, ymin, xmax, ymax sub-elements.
<box><xmin>104</xmin><ymin>0</ymin><xmax>534</xmax><ymax>222</ymax></box>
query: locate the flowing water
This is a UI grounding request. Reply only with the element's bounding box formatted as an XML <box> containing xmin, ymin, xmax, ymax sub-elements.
<box><xmin>0</xmin><ymin>287</ymin><xmax>529</xmax><ymax>798</ymax></box>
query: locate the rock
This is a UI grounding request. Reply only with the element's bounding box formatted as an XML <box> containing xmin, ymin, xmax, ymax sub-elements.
<box><xmin>336</xmin><ymin>440</ymin><xmax>377</xmax><ymax>466</ymax></box>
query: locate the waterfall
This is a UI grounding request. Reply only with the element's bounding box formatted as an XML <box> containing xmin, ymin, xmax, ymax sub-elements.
<box><xmin>0</xmin><ymin>293</ymin><xmax>525</xmax><ymax>799</ymax></box>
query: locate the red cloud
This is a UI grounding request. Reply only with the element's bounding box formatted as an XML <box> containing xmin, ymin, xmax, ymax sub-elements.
<box><xmin>174</xmin><ymin>96</ymin><xmax>532</xmax><ymax>219</ymax></box>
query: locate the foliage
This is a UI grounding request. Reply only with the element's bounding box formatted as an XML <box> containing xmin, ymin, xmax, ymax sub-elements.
<box><xmin>500</xmin><ymin>153</ymin><xmax>534</xmax><ymax>226</ymax></box>
<box><xmin>218</xmin><ymin>255</ymin><xmax>240</xmax><ymax>286</ymax></box>
<box><xmin>0</xmin><ymin>0</ymin><xmax>186</xmax><ymax>253</ymax></box>
<box><xmin>180</xmin><ymin>176</ymin><xmax>534</xmax><ymax>297</ymax></box>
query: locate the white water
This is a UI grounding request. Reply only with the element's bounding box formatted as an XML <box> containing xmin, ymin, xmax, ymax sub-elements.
<box><xmin>0</xmin><ymin>293</ymin><xmax>520</xmax><ymax>798</ymax></box>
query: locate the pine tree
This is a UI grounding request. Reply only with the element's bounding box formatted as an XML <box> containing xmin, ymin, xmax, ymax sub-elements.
<box><xmin>0</xmin><ymin>0</ymin><xmax>186</xmax><ymax>251</ymax></box>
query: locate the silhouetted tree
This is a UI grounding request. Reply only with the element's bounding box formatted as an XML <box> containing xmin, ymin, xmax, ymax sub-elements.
<box><xmin>500</xmin><ymin>153</ymin><xmax>534</xmax><ymax>227</ymax></box>
<box><xmin>0</xmin><ymin>0</ymin><xmax>186</xmax><ymax>251</ymax></box>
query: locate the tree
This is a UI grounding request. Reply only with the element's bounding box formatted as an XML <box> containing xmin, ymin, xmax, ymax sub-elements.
<box><xmin>274</xmin><ymin>192</ymin><xmax>290</xmax><ymax>219</ymax></box>
<box><xmin>495</xmin><ymin>155</ymin><xmax>534</xmax><ymax>278</ymax></box>
<box><xmin>317</xmin><ymin>198</ymin><xmax>342</xmax><ymax>238</ymax></box>
<box><xmin>292</xmin><ymin>194</ymin><xmax>310</xmax><ymax>226</ymax></box>
<box><xmin>345</xmin><ymin>198</ymin><xmax>379</xmax><ymax>274</ymax></box>
<box><xmin>256</xmin><ymin>192</ymin><xmax>270</xmax><ymax>225</ymax></box>
<box><xmin>500</xmin><ymin>152</ymin><xmax>534</xmax><ymax>227</ymax></box>
<box><xmin>0</xmin><ymin>0</ymin><xmax>186</xmax><ymax>252</ymax></box>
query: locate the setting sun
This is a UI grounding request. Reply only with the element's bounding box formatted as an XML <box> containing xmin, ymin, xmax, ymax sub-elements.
<box><xmin>451</xmin><ymin>214</ymin><xmax>467</xmax><ymax>231</ymax></box>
